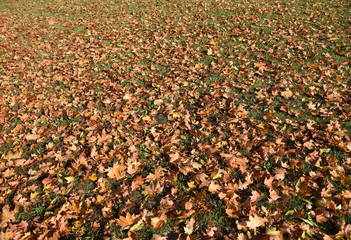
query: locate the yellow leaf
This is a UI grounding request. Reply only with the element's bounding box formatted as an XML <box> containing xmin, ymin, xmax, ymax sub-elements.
<box><xmin>172</xmin><ymin>113</ymin><xmax>180</xmax><ymax>118</ymax></box>
<box><xmin>3</xmin><ymin>152</ymin><xmax>22</xmax><ymax>160</ymax></box>
<box><xmin>130</xmin><ymin>220</ymin><xmax>144</xmax><ymax>232</ymax></box>
<box><xmin>142</xmin><ymin>116</ymin><xmax>151</xmax><ymax>121</ymax></box>
<box><xmin>266</xmin><ymin>227</ymin><xmax>280</xmax><ymax>236</ymax></box>
<box><xmin>126</xmin><ymin>212</ymin><xmax>133</xmax><ymax>225</ymax></box>
<box><xmin>209</xmin><ymin>40</ymin><xmax>217</xmax><ymax>46</ymax></box>
<box><xmin>188</xmin><ymin>181</ymin><xmax>196</xmax><ymax>190</ymax></box>
<box><xmin>207</xmin><ymin>48</ymin><xmax>213</xmax><ymax>55</ymax></box>
<box><xmin>44</xmin><ymin>184</ymin><xmax>52</xmax><ymax>193</ymax></box>
<box><xmin>334</xmin><ymin>131</ymin><xmax>345</xmax><ymax>137</ymax></box>
<box><xmin>30</xmin><ymin>192</ymin><xmax>39</xmax><ymax>202</ymax></box>
<box><xmin>89</xmin><ymin>174</ymin><xmax>98</xmax><ymax>181</ymax></box>
<box><xmin>65</xmin><ymin>176</ymin><xmax>75</xmax><ymax>183</ymax></box>
<box><xmin>184</xmin><ymin>218</ymin><xmax>195</xmax><ymax>235</ymax></box>
<box><xmin>195</xmin><ymin>63</ymin><xmax>201</xmax><ymax>69</ymax></box>
<box><xmin>96</xmin><ymin>195</ymin><xmax>104</xmax><ymax>204</ymax></box>
<box><xmin>116</xmin><ymin>212</ymin><xmax>136</xmax><ymax>229</ymax></box>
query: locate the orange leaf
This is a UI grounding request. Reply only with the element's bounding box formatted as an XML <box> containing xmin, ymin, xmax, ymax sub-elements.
<box><xmin>116</xmin><ymin>212</ymin><xmax>136</xmax><ymax>229</ymax></box>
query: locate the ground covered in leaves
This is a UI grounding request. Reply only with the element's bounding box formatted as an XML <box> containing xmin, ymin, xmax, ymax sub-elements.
<box><xmin>0</xmin><ymin>0</ymin><xmax>350</xmax><ymax>239</ymax></box>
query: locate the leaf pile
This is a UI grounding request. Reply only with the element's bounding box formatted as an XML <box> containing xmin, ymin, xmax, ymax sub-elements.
<box><xmin>0</xmin><ymin>0</ymin><xmax>350</xmax><ymax>239</ymax></box>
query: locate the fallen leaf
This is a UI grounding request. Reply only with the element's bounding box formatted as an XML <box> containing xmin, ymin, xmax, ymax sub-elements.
<box><xmin>0</xmin><ymin>205</ymin><xmax>15</xmax><ymax>228</ymax></box>
<box><xmin>116</xmin><ymin>212</ymin><xmax>136</xmax><ymax>229</ymax></box>
<box><xmin>184</xmin><ymin>218</ymin><xmax>195</xmax><ymax>235</ymax></box>
<box><xmin>281</xmin><ymin>90</ymin><xmax>293</xmax><ymax>99</ymax></box>
<box><xmin>89</xmin><ymin>174</ymin><xmax>98</xmax><ymax>181</ymax></box>
<box><xmin>25</xmin><ymin>134</ymin><xmax>41</xmax><ymax>141</ymax></box>
<box><xmin>246</xmin><ymin>214</ymin><xmax>265</xmax><ymax>229</ymax></box>
<box><xmin>65</xmin><ymin>176</ymin><xmax>75</xmax><ymax>183</ymax></box>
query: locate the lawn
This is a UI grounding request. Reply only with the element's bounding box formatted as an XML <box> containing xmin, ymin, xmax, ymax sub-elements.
<box><xmin>0</xmin><ymin>0</ymin><xmax>350</xmax><ymax>239</ymax></box>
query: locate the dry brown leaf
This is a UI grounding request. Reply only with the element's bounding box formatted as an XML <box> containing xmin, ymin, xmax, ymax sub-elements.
<box><xmin>246</xmin><ymin>214</ymin><xmax>265</xmax><ymax>229</ymax></box>
<box><xmin>25</xmin><ymin>134</ymin><xmax>41</xmax><ymax>141</ymax></box>
<box><xmin>0</xmin><ymin>205</ymin><xmax>15</xmax><ymax>228</ymax></box>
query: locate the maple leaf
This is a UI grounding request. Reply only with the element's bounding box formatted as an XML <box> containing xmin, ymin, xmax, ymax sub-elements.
<box><xmin>127</xmin><ymin>160</ymin><xmax>141</xmax><ymax>175</ymax></box>
<box><xmin>0</xmin><ymin>205</ymin><xmax>15</xmax><ymax>228</ymax></box>
<box><xmin>281</xmin><ymin>90</ymin><xmax>293</xmax><ymax>99</ymax></box>
<box><xmin>116</xmin><ymin>212</ymin><xmax>137</xmax><ymax>229</ymax></box>
<box><xmin>196</xmin><ymin>173</ymin><xmax>210</xmax><ymax>187</ymax></box>
<box><xmin>0</xmin><ymin>228</ymin><xmax>14</xmax><ymax>240</ymax></box>
<box><xmin>303</xmin><ymin>140</ymin><xmax>314</xmax><ymax>150</ymax></box>
<box><xmin>146</xmin><ymin>165</ymin><xmax>165</xmax><ymax>182</ymax></box>
<box><xmin>143</xmin><ymin>181</ymin><xmax>164</xmax><ymax>197</ymax></box>
<box><xmin>246</xmin><ymin>214</ymin><xmax>265</xmax><ymax>229</ymax></box>
<box><xmin>131</xmin><ymin>175</ymin><xmax>145</xmax><ymax>191</ymax></box>
<box><xmin>273</xmin><ymin>168</ymin><xmax>286</xmax><ymax>180</ymax></box>
<box><xmin>221</xmin><ymin>153</ymin><xmax>248</xmax><ymax>173</ymax></box>
<box><xmin>107</xmin><ymin>163</ymin><xmax>127</xmax><ymax>180</ymax></box>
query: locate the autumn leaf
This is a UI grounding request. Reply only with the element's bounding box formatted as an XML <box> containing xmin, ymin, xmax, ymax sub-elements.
<box><xmin>25</xmin><ymin>134</ymin><xmax>41</xmax><ymax>141</ymax></box>
<box><xmin>150</xmin><ymin>214</ymin><xmax>167</xmax><ymax>230</ymax></box>
<box><xmin>246</xmin><ymin>214</ymin><xmax>266</xmax><ymax>229</ymax></box>
<box><xmin>281</xmin><ymin>90</ymin><xmax>293</xmax><ymax>99</ymax></box>
<box><xmin>184</xmin><ymin>218</ymin><xmax>195</xmax><ymax>235</ymax></box>
<box><xmin>107</xmin><ymin>163</ymin><xmax>127</xmax><ymax>180</ymax></box>
<box><xmin>89</xmin><ymin>173</ymin><xmax>98</xmax><ymax>181</ymax></box>
<box><xmin>0</xmin><ymin>205</ymin><xmax>15</xmax><ymax>228</ymax></box>
<box><xmin>254</xmin><ymin>62</ymin><xmax>268</xmax><ymax>72</ymax></box>
<box><xmin>208</xmin><ymin>181</ymin><xmax>221</xmax><ymax>193</ymax></box>
<box><xmin>65</xmin><ymin>176</ymin><xmax>75</xmax><ymax>184</ymax></box>
<box><xmin>116</xmin><ymin>212</ymin><xmax>137</xmax><ymax>229</ymax></box>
